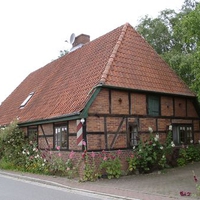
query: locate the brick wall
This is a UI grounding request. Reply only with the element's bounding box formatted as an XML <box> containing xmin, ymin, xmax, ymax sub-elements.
<box><xmin>69</xmin><ymin>120</ymin><xmax>76</xmax><ymax>133</ymax></box>
<box><xmin>194</xmin><ymin>120</ymin><xmax>200</xmax><ymax>131</ymax></box>
<box><xmin>131</xmin><ymin>93</ymin><xmax>146</xmax><ymax>115</ymax></box>
<box><xmin>69</xmin><ymin>135</ymin><xmax>82</xmax><ymax>151</ymax></box>
<box><xmin>87</xmin><ymin>88</ymin><xmax>199</xmax><ymax>150</ymax></box>
<box><xmin>86</xmin><ymin>134</ymin><xmax>105</xmax><ymax>150</ymax></box>
<box><xmin>46</xmin><ymin>150</ymin><xmax>132</xmax><ymax>179</ymax></box>
<box><xmin>139</xmin><ymin>118</ymin><xmax>156</xmax><ymax>132</ymax></box>
<box><xmin>174</xmin><ymin>98</ymin><xmax>186</xmax><ymax>117</ymax></box>
<box><xmin>88</xmin><ymin>89</ymin><xmax>109</xmax><ymax>114</ymax></box>
<box><xmin>106</xmin><ymin>117</ymin><xmax>126</xmax><ymax>132</ymax></box>
<box><xmin>86</xmin><ymin>116</ymin><xmax>127</xmax><ymax>150</ymax></box>
<box><xmin>157</xmin><ymin>118</ymin><xmax>171</xmax><ymax>131</ymax></box>
<box><xmin>161</xmin><ymin>96</ymin><xmax>173</xmax><ymax>116</ymax></box>
<box><xmin>38</xmin><ymin>124</ymin><xmax>53</xmax><ymax>149</ymax></box>
<box><xmin>38</xmin><ymin>124</ymin><xmax>53</xmax><ymax>136</ymax></box>
<box><xmin>38</xmin><ymin>137</ymin><xmax>53</xmax><ymax>149</ymax></box>
<box><xmin>187</xmin><ymin>99</ymin><xmax>198</xmax><ymax>117</ymax></box>
<box><xmin>111</xmin><ymin>90</ymin><xmax>129</xmax><ymax>114</ymax></box>
<box><xmin>107</xmin><ymin>133</ymin><xmax>127</xmax><ymax>149</ymax></box>
<box><xmin>87</xmin><ymin>116</ymin><xmax>104</xmax><ymax>132</ymax></box>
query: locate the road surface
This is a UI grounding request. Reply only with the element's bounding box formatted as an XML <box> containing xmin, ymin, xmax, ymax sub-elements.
<box><xmin>0</xmin><ymin>174</ymin><xmax>117</xmax><ymax>200</ymax></box>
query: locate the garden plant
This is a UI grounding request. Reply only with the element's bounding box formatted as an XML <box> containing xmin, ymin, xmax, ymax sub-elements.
<box><xmin>1</xmin><ymin>121</ymin><xmax>200</xmax><ymax>184</ymax></box>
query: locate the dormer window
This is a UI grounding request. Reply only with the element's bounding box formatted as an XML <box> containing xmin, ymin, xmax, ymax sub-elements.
<box><xmin>20</xmin><ymin>92</ymin><xmax>34</xmax><ymax>109</ymax></box>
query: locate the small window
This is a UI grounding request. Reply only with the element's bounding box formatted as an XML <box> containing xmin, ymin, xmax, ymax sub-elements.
<box><xmin>20</xmin><ymin>92</ymin><xmax>34</xmax><ymax>109</ymax></box>
<box><xmin>54</xmin><ymin>125</ymin><xmax>67</xmax><ymax>149</ymax></box>
<box><xmin>28</xmin><ymin>126</ymin><xmax>38</xmax><ymax>142</ymax></box>
<box><xmin>173</xmin><ymin>125</ymin><xmax>193</xmax><ymax>145</ymax></box>
<box><xmin>129</xmin><ymin>124</ymin><xmax>138</xmax><ymax>147</ymax></box>
<box><xmin>147</xmin><ymin>95</ymin><xmax>160</xmax><ymax>116</ymax></box>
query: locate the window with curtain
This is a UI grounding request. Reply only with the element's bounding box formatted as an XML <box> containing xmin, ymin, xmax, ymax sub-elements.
<box><xmin>54</xmin><ymin>125</ymin><xmax>67</xmax><ymax>149</ymax></box>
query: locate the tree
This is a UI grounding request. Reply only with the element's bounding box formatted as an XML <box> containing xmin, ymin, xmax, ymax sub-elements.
<box><xmin>179</xmin><ymin>3</ymin><xmax>200</xmax><ymax>98</ymax></box>
<box><xmin>136</xmin><ymin>10</ymin><xmax>175</xmax><ymax>54</ymax></box>
<box><xmin>136</xmin><ymin>0</ymin><xmax>200</xmax><ymax>100</ymax></box>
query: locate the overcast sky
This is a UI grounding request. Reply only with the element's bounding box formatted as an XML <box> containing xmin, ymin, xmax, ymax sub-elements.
<box><xmin>0</xmin><ymin>0</ymin><xmax>185</xmax><ymax>104</ymax></box>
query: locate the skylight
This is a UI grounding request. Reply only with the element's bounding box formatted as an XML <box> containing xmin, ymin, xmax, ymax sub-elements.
<box><xmin>20</xmin><ymin>92</ymin><xmax>34</xmax><ymax>109</ymax></box>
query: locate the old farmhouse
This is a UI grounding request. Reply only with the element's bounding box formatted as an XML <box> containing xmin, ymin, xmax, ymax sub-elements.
<box><xmin>0</xmin><ymin>23</ymin><xmax>199</xmax><ymax>163</ymax></box>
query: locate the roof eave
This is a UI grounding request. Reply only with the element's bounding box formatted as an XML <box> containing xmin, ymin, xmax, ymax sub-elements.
<box><xmin>18</xmin><ymin>112</ymin><xmax>81</xmax><ymax>127</ymax></box>
<box><xmin>101</xmin><ymin>84</ymin><xmax>196</xmax><ymax>98</ymax></box>
<box><xmin>18</xmin><ymin>86</ymin><xmax>103</xmax><ymax>127</ymax></box>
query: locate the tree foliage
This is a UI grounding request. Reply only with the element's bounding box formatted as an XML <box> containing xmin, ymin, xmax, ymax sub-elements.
<box><xmin>136</xmin><ymin>0</ymin><xmax>200</xmax><ymax>100</ymax></box>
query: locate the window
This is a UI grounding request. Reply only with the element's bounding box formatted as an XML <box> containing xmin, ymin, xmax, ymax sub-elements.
<box><xmin>54</xmin><ymin>125</ymin><xmax>67</xmax><ymax>149</ymax></box>
<box><xmin>20</xmin><ymin>92</ymin><xmax>34</xmax><ymax>109</ymax></box>
<box><xmin>128</xmin><ymin>124</ymin><xmax>138</xmax><ymax>147</ymax></box>
<box><xmin>27</xmin><ymin>126</ymin><xmax>38</xmax><ymax>142</ymax></box>
<box><xmin>173</xmin><ymin>125</ymin><xmax>193</xmax><ymax>145</ymax></box>
<box><xmin>147</xmin><ymin>95</ymin><xmax>160</xmax><ymax>116</ymax></box>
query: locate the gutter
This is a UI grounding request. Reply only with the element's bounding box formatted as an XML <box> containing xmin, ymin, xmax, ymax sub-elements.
<box><xmin>102</xmin><ymin>84</ymin><xmax>200</xmax><ymax>118</ymax></box>
<box><xmin>100</xmin><ymin>84</ymin><xmax>197</xmax><ymax>98</ymax></box>
<box><xmin>18</xmin><ymin>112</ymin><xmax>81</xmax><ymax>127</ymax></box>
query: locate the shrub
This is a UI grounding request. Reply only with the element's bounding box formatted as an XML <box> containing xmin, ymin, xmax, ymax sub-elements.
<box><xmin>177</xmin><ymin>144</ymin><xmax>200</xmax><ymax>166</ymax></box>
<box><xmin>0</xmin><ymin>120</ymin><xmax>26</xmax><ymax>168</ymax></box>
<box><xmin>99</xmin><ymin>150</ymin><xmax>122</xmax><ymax>179</ymax></box>
<box><xmin>0</xmin><ymin>121</ymin><xmax>78</xmax><ymax>177</ymax></box>
<box><xmin>128</xmin><ymin>133</ymin><xmax>167</xmax><ymax>173</ymax></box>
<box><xmin>0</xmin><ymin>157</ymin><xmax>15</xmax><ymax>170</ymax></box>
<box><xmin>128</xmin><ymin>127</ymin><xmax>174</xmax><ymax>174</ymax></box>
<box><xmin>82</xmin><ymin>141</ymin><xmax>99</xmax><ymax>181</ymax></box>
<box><xmin>22</xmin><ymin>141</ymin><xmax>48</xmax><ymax>174</ymax></box>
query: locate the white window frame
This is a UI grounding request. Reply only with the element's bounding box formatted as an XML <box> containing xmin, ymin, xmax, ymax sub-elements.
<box><xmin>20</xmin><ymin>92</ymin><xmax>34</xmax><ymax>109</ymax></box>
<box><xmin>173</xmin><ymin>125</ymin><xmax>193</xmax><ymax>145</ymax></box>
<box><xmin>54</xmin><ymin>125</ymin><xmax>67</xmax><ymax>149</ymax></box>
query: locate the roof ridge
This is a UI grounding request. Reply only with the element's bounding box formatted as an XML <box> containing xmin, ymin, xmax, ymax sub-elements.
<box><xmin>99</xmin><ymin>23</ymin><xmax>129</xmax><ymax>84</ymax></box>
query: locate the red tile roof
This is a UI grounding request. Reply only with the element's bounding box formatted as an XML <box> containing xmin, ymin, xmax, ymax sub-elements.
<box><xmin>0</xmin><ymin>23</ymin><xmax>195</xmax><ymax>125</ymax></box>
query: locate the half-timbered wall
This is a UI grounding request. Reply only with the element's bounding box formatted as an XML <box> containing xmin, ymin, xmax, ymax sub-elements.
<box><xmin>25</xmin><ymin>122</ymin><xmax>82</xmax><ymax>151</ymax></box>
<box><xmin>38</xmin><ymin>124</ymin><xmax>53</xmax><ymax>149</ymax></box>
<box><xmin>87</xmin><ymin>88</ymin><xmax>200</xmax><ymax>151</ymax></box>
<box><xmin>22</xmin><ymin>88</ymin><xmax>199</xmax><ymax>153</ymax></box>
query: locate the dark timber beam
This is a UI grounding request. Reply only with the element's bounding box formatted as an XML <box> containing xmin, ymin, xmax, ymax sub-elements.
<box><xmin>110</xmin><ymin>117</ymin><xmax>125</xmax><ymax>149</ymax></box>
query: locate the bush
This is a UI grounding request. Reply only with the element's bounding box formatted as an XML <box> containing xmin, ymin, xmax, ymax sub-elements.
<box><xmin>21</xmin><ymin>140</ymin><xmax>49</xmax><ymax>174</ymax></box>
<box><xmin>0</xmin><ymin>120</ymin><xmax>26</xmax><ymax>168</ymax></box>
<box><xmin>128</xmin><ymin>134</ymin><xmax>166</xmax><ymax>173</ymax></box>
<box><xmin>128</xmin><ymin>127</ymin><xmax>174</xmax><ymax>174</ymax></box>
<box><xmin>0</xmin><ymin>157</ymin><xmax>15</xmax><ymax>170</ymax></box>
<box><xmin>177</xmin><ymin>144</ymin><xmax>200</xmax><ymax>166</ymax></box>
<box><xmin>99</xmin><ymin>150</ymin><xmax>122</xmax><ymax>179</ymax></box>
<box><xmin>81</xmin><ymin>141</ymin><xmax>100</xmax><ymax>182</ymax></box>
<box><xmin>0</xmin><ymin>121</ymin><xmax>78</xmax><ymax>177</ymax></box>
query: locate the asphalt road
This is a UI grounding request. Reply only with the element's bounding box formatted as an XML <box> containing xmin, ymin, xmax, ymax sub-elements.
<box><xmin>0</xmin><ymin>174</ymin><xmax>116</xmax><ymax>200</ymax></box>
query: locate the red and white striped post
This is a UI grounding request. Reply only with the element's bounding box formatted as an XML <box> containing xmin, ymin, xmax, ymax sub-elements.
<box><xmin>77</xmin><ymin>118</ymin><xmax>85</xmax><ymax>146</ymax></box>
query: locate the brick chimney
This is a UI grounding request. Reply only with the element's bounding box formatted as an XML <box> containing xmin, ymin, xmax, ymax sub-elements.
<box><xmin>72</xmin><ymin>34</ymin><xmax>90</xmax><ymax>48</ymax></box>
